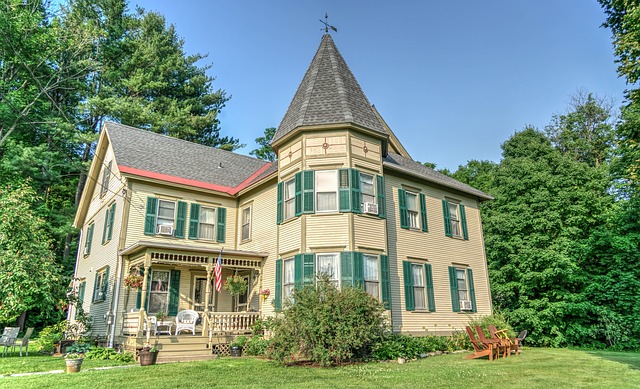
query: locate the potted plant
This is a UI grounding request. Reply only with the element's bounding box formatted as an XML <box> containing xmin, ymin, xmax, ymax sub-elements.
<box><xmin>156</xmin><ymin>311</ymin><xmax>166</xmax><ymax>323</ymax></box>
<box><xmin>124</xmin><ymin>270</ymin><xmax>144</xmax><ymax>289</ymax></box>
<box><xmin>223</xmin><ymin>275</ymin><xmax>248</xmax><ymax>296</ymax></box>
<box><xmin>259</xmin><ymin>288</ymin><xmax>270</xmax><ymax>302</ymax></box>
<box><xmin>139</xmin><ymin>343</ymin><xmax>159</xmax><ymax>366</ymax></box>
<box><xmin>64</xmin><ymin>342</ymin><xmax>91</xmax><ymax>373</ymax></box>
<box><xmin>229</xmin><ymin>335</ymin><xmax>248</xmax><ymax>357</ymax></box>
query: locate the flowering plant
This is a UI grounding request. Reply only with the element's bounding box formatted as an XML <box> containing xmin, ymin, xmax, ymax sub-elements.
<box><xmin>223</xmin><ymin>275</ymin><xmax>248</xmax><ymax>296</ymax></box>
<box><xmin>259</xmin><ymin>289</ymin><xmax>270</xmax><ymax>300</ymax></box>
<box><xmin>124</xmin><ymin>273</ymin><xmax>143</xmax><ymax>289</ymax></box>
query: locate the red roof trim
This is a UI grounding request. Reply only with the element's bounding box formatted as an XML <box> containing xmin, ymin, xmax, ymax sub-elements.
<box><xmin>118</xmin><ymin>162</ymin><xmax>273</xmax><ymax>196</ymax></box>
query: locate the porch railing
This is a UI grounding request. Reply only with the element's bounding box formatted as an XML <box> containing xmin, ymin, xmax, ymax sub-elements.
<box><xmin>208</xmin><ymin>312</ymin><xmax>260</xmax><ymax>334</ymax></box>
<box><xmin>123</xmin><ymin>311</ymin><xmax>139</xmax><ymax>335</ymax></box>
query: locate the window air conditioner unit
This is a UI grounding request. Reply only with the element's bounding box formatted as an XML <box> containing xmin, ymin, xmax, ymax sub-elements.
<box><xmin>157</xmin><ymin>225</ymin><xmax>174</xmax><ymax>236</ymax></box>
<box><xmin>83</xmin><ymin>247</ymin><xmax>90</xmax><ymax>256</ymax></box>
<box><xmin>460</xmin><ymin>300</ymin><xmax>473</xmax><ymax>311</ymax></box>
<box><xmin>363</xmin><ymin>202</ymin><xmax>378</xmax><ymax>215</ymax></box>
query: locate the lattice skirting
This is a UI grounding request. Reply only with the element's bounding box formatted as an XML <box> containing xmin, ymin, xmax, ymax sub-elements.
<box><xmin>212</xmin><ymin>344</ymin><xmax>246</xmax><ymax>356</ymax></box>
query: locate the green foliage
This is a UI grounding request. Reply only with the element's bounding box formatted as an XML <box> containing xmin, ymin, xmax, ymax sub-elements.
<box><xmin>250</xmin><ymin>127</ymin><xmax>276</xmax><ymax>161</ymax></box>
<box><xmin>267</xmin><ymin>276</ymin><xmax>387</xmax><ymax>366</ymax></box>
<box><xmin>371</xmin><ymin>333</ymin><xmax>469</xmax><ymax>360</ymax></box>
<box><xmin>38</xmin><ymin>321</ymin><xmax>67</xmax><ymax>352</ymax></box>
<box><xmin>244</xmin><ymin>336</ymin><xmax>270</xmax><ymax>356</ymax></box>
<box><xmin>469</xmin><ymin>313</ymin><xmax>515</xmax><ymax>339</ymax></box>
<box><xmin>65</xmin><ymin>341</ymin><xmax>91</xmax><ymax>358</ymax></box>
<box><xmin>230</xmin><ymin>335</ymin><xmax>248</xmax><ymax>348</ymax></box>
<box><xmin>85</xmin><ymin>347</ymin><xmax>135</xmax><ymax>362</ymax></box>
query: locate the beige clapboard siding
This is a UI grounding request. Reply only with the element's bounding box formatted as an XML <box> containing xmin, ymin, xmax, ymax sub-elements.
<box><xmin>238</xmin><ymin>183</ymin><xmax>278</xmax><ymax>315</ymax></box>
<box><xmin>306</xmin><ymin>156</ymin><xmax>348</xmax><ymax>169</ymax></box>
<box><xmin>353</xmin><ymin>215</ymin><xmax>386</xmax><ymax>252</ymax></box>
<box><xmin>305</xmin><ymin>134</ymin><xmax>347</xmax><ymax>157</ymax></box>
<box><xmin>86</xmin><ymin>145</ymin><xmax>123</xmax><ymax>223</ymax></box>
<box><xmin>305</xmin><ymin>213</ymin><xmax>349</xmax><ymax>250</ymax></box>
<box><xmin>350</xmin><ymin>136</ymin><xmax>382</xmax><ymax>166</ymax></box>
<box><xmin>384</xmin><ymin>173</ymin><xmax>491</xmax><ymax>334</ymax></box>
<box><xmin>278</xmin><ymin>140</ymin><xmax>303</xmax><ymax>170</ymax></box>
<box><xmin>124</xmin><ymin>181</ymin><xmax>238</xmax><ymax>250</ymax></box>
<box><xmin>73</xmin><ymin>173</ymin><xmax>125</xmax><ymax>336</ymax></box>
<box><xmin>279</xmin><ymin>217</ymin><xmax>302</xmax><ymax>255</ymax></box>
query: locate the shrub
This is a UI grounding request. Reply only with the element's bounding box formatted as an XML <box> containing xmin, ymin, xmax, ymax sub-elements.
<box><xmin>267</xmin><ymin>276</ymin><xmax>387</xmax><ymax>366</ymax></box>
<box><xmin>244</xmin><ymin>336</ymin><xmax>270</xmax><ymax>356</ymax></box>
<box><xmin>469</xmin><ymin>312</ymin><xmax>515</xmax><ymax>339</ymax></box>
<box><xmin>371</xmin><ymin>332</ymin><xmax>471</xmax><ymax>360</ymax></box>
<box><xmin>85</xmin><ymin>347</ymin><xmax>135</xmax><ymax>362</ymax></box>
<box><xmin>230</xmin><ymin>335</ymin><xmax>248</xmax><ymax>348</ymax></box>
<box><xmin>38</xmin><ymin>321</ymin><xmax>67</xmax><ymax>352</ymax></box>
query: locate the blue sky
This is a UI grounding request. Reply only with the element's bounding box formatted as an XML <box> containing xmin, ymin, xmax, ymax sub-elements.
<box><xmin>133</xmin><ymin>0</ymin><xmax>626</xmax><ymax>171</ymax></box>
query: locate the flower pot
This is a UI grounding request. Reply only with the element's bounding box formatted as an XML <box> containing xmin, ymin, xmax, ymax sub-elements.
<box><xmin>139</xmin><ymin>350</ymin><xmax>159</xmax><ymax>366</ymax></box>
<box><xmin>65</xmin><ymin>358</ymin><xmax>84</xmax><ymax>373</ymax></box>
<box><xmin>229</xmin><ymin>346</ymin><xmax>243</xmax><ymax>357</ymax></box>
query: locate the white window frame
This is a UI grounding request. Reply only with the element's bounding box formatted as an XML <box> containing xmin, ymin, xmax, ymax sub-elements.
<box><xmin>316</xmin><ymin>253</ymin><xmax>340</xmax><ymax>286</ymax></box>
<box><xmin>156</xmin><ymin>199</ymin><xmax>176</xmax><ymax>230</ymax></box>
<box><xmin>93</xmin><ymin>269</ymin><xmax>107</xmax><ymax>302</ymax></box>
<box><xmin>363</xmin><ymin>254</ymin><xmax>379</xmax><ymax>298</ymax></box>
<box><xmin>148</xmin><ymin>270</ymin><xmax>170</xmax><ymax>314</ymax></box>
<box><xmin>406</xmin><ymin>191</ymin><xmax>419</xmax><ymax>229</ymax></box>
<box><xmin>315</xmin><ymin>170</ymin><xmax>338</xmax><ymax>213</ymax></box>
<box><xmin>284</xmin><ymin>178</ymin><xmax>296</xmax><ymax>220</ymax></box>
<box><xmin>198</xmin><ymin>206</ymin><xmax>216</xmax><ymax>240</ymax></box>
<box><xmin>241</xmin><ymin>207</ymin><xmax>251</xmax><ymax>241</ymax></box>
<box><xmin>411</xmin><ymin>263</ymin><xmax>427</xmax><ymax>310</ymax></box>
<box><xmin>283</xmin><ymin>257</ymin><xmax>295</xmax><ymax>301</ymax></box>
<box><xmin>100</xmin><ymin>160</ymin><xmax>111</xmax><ymax>198</ymax></box>
<box><xmin>456</xmin><ymin>268</ymin><xmax>469</xmax><ymax>302</ymax></box>
<box><xmin>449</xmin><ymin>201</ymin><xmax>462</xmax><ymax>237</ymax></box>
<box><xmin>360</xmin><ymin>173</ymin><xmax>376</xmax><ymax>206</ymax></box>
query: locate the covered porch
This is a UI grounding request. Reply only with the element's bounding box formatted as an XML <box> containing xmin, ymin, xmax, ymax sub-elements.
<box><xmin>118</xmin><ymin>241</ymin><xmax>268</xmax><ymax>340</ymax></box>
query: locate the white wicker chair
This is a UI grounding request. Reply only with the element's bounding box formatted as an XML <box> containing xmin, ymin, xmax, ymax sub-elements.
<box><xmin>143</xmin><ymin>316</ymin><xmax>157</xmax><ymax>336</ymax></box>
<box><xmin>175</xmin><ymin>310</ymin><xmax>198</xmax><ymax>335</ymax></box>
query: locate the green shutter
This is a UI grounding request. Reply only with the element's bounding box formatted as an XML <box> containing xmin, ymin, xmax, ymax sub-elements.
<box><xmin>294</xmin><ymin>172</ymin><xmax>303</xmax><ymax>217</ymax></box>
<box><xmin>107</xmin><ymin>203</ymin><xmax>116</xmax><ymax>241</ymax></box>
<box><xmin>351</xmin><ymin>169</ymin><xmax>361</xmax><ymax>213</ymax></box>
<box><xmin>144</xmin><ymin>197</ymin><xmax>158</xmax><ymax>235</ymax></box>
<box><xmin>460</xmin><ymin>204</ymin><xmax>469</xmax><ymax>240</ymax></box>
<box><xmin>102</xmin><ymin>266</ymin><xmax>110</xmax><ymax>301</ymax></box>
<box><xmin>136</xmin><ymin>268</ymin><xmax>144</xmax><ymax>309</ymax></box>
<box><xmin>216</xmin><ymin>207</ymin><xmax>226</xmax><ymax>243</ymax></box>
<box><xmin>101</xmin><ymin>207</ymin><xmax>109</xmax><ymax>244</ymax></box>
<box><xmin>376</xmin><ymin>175</ymin><xmax>386</xmax><ymax>218</ymax></box>
<box><xmin>340</xmin><ymin>252</ymin><xmax>354</xmax><ymax>288</ymax></box>
<box><xmin>92</xmin><ymin>272</ymin><xmax>99</xmax><ymax>303</ymax></box>
<box><xmin>338</xmin><ymin>169</ymin><xmax>351</xmax><ymax>212</ymax></box>
<box><xmin>85</xmin><ymin>224</ymin><xmax>94</xmax><ymax>255</ymax></box>
<box><xmin>467</xmin><ymin>268</ymin><xmax>476</xmax><ymax>312</ymax></box>
<box><xmin>353</xmin><ymin>252</ymin><xmax>365</xmax><ymax>290</ymax></box>
<box><xmin>442</xmin><ymin>200</ymin><xmax>453</xmax><ymax>237</ymax></box>
<box><xmin>425</xmin><ymin>263</ymin><xmax>436</xmax><ymax>312</ymax></box>
<box><xmin>276</xmin><ymin>182</ymin><xmax>284</xmax><ymax>225</ymax></box>
<box><xmin>78</xmin><ymin>281</ymin><xmax>86</xmax><ymax>305</ymax></box>
<box><xmin>303</xmin><ymin>253</ymin><xmax>315</xmax><ymax>286</ymax></box>
<box><xmin>449</xmin><ymin>266</ymin><xmax>460</xmax><ymax>312</ymax></box>
<box><xmin>303</xmin><ymin>170</ymin><xmax>315</xmax><ymax>214</ymax></box>
<box><xmin>380</xmin><ymin>255</ymin><xmax>391</xmax><ymax>309</ymax></box>
<box><xmin>274</xmin><ymin>259</ymin><xmax>282</xmax><ymax>310</ymax></box>
<box><xmin>398</xmin><ymin>189</ymin><xmax>409</xmax><ymax>229</ymax></box>
<box><xmin>419</xmin><ymin>193</ymin><xmax>428</xmax><ymax>232</ymax></box>
<box><xmin>175</xmin><ymin>201</ymin><xmax>187</xmax><ymax>238</ymax></box>
<box><xmin>188</xmin><ymin>203</ymin><xmax>200</xmax><ymax>239</ymax></box>
<box><xmin>168</xmin><ymin>270</ymin><xmax>181</xmax><ymax>315</ymax></box>
<box><xmin>294</xmin><ymin>254</ymin><xmax>303</xmax><ymax>290</ymax></box>
<box><xmin>403</xmin><ymin>261</ymin><xmax>415</xmax><ymax>311</ymax></box>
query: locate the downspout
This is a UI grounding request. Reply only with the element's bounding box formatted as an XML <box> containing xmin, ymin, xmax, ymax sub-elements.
<box><xmin>108</xmin><ymin>254</ymin><xmax>123</xmax><ymax>348</ymax></box>
<box><xmin>67</xmin><ymin>229</ymin><xmax>83</xmax><ymax>322</ymax></box>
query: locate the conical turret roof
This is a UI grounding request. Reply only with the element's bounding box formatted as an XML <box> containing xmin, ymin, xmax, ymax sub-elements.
<box><xmin>272</xmin><ymin>34</ymin><xmax>387</xmax><ymax>145</ymax></box>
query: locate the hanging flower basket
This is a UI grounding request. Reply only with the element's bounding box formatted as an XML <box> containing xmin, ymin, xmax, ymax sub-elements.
<box><xmin>124</xmin><ymin>273</ymin><xmax>144</xmax><ymax>289</ymax></box>
<box><xmin>223</xmin><ymin>275</ymin><xmax>248</xmax><ymax>296</ymax></box>
<box><xmin>259</xmin><ymin>288</ymin><xmax>270</xmax><ymax>301</ymax></box>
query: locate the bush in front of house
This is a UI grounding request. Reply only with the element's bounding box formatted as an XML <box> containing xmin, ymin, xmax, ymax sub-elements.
<box><xmin>244</xmin><ymin>336</ymin><xmax>270</xmax><ymax>356</ymax></box>
<box><xmin>84</xmin><ymin>347</ymin><xmax>135</xmax><ymax>363</ymax></box>
<box><xmin>267</xmin><ymin>275</ymin><xmax>387</xmax><ymax>366</ymax></box>
<box><xmin>371</xmin><ymin>332</ymin><xmax>472</xmax><ymax>361</ymax></box>
<box><xmin>469</xmin><ymin>312</ymin><xmax>516</xmax><ymax>339</ymax></box>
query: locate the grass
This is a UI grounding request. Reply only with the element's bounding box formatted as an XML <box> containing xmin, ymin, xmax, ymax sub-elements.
<box><xmin>1</xmin><ymin>348</ymin><xmax>639</xmax><ymax>388</ymax></box>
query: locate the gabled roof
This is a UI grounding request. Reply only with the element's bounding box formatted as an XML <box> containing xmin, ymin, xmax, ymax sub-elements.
<box><xmin>272</xmin><ymin>34</ymin><xmax>387</xmax><ymax>145</ymax></box>
<box><xmin>106</xmin><ymin>122</ymin><xmax>271</xmax><ymax>194</ymax></box>
<box><xmin>383</xmin><ymin>153</ymin><xmax>493</xmax><ymax>201</ymax></box>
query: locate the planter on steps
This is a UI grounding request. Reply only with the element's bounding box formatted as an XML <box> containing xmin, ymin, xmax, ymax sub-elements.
<box><xmin>139</xmin><ymin>350</ymin><xmax>159</xmax><ymax>366</ymax></box>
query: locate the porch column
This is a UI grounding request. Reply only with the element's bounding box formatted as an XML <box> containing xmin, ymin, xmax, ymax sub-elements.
<box><xmin>203</xmin><ymin>264</ymin><xmax>213</xmax><ymax>335</ymax></box>
<box><xmin>137</xmin><ymin>262</ymin><xmax>151</xmax><ymax>336</ymax></box>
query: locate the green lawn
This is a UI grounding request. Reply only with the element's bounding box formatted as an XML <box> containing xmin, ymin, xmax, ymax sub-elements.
<box><xmin>1</xmin><ymin>348</ymin><xmax>639</xmax><ymax>388</ymax></box>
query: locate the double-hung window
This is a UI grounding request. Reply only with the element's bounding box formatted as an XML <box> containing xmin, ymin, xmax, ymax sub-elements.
<box><xmin>363</xmin><ymin>254</ymin><xmax>379</xmax><ymax>298</ymax></box>
<box><xmin>92</xmin><ymin>267</ymin><xmax>109</xmax><ymax>302</ymax></box>
<box><xmin>316</xmin><ymin>253</ymin><xmax>339</xmax><ymax>286</ymax></box>
<box><xmin>442</xmin><ymin>199</ymin><xmax>468</xmax><ymax>239</ymax></box>
<box><xmin>406</xmin><ymin>192</ymin><xmax>419</xmax><ymax>229</ymax></box>
<box><xmin>148</xmin><ymin>270</ymin><xmax>170</xmax><ymax>314</ymax></box>
<box><xmin>456</xmin><ymin>268</ymin><xmax>468</xmax><ymax>302</ymax></box>
<box><xmin>283</xmin><ymin>258</ymin><xmax>295</xmax><ymax>301</ymax></box>
<box><xmin>157</xmin><ymin>200</ymin><xmax>176</xmax><ymax>230</ymax></box>
<box><xmin>448</xmin><ymin>266</ymin><xmax>476</xmax><ymax>312</ymax></box>
<box><xmin>360</xmin><ymin>173</ymin><xmax>375</xmax><ymax>205</ymax></box>
<box><xmin>315</xmin><ymin>170</ymin><xmax>338</xmax><ymax>212</ymax></box>
<box><xmin>449</xmin><ymin>202</ymin><xmax>461</xmax><ymax>237</ymax></box>
<box><xmin>403</xmin><ymin>261</ymin><xmax>435</xmax><ymax>311</ymax></box>
<box><xmin>198</xmin><ymin>206</ymin><xmax>216</xmax><ymax>240</ymax></box>
<box><xmin>284</xmin><ymin>179</ymin><xmax>296</xmax><ymax>220</ymax></box>
<box><xmin>100</xmin><ymin>160</ymin><xmax>111</xmax><ymax>198</ymax></box>
<box><xmin>412</xmin><ymin>264</ymin><xmax>426</xmax><ymax>310</ymax></box>
<box><xmin>241</xmin><ymin>207</ymin><xmax>251</xmax><ymax>241</ymax></box>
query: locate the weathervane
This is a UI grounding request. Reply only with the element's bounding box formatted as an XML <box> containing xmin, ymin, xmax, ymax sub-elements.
<box><xmin>319</xmin><ymin>13</ymin><xmax>337</xmax><ymax>34</ymax></box>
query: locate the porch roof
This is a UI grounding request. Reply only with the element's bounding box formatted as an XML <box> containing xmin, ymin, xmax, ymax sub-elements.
<box><xmin>119</xmin><ymin>240</ymin><xmax>269</xmax><ymax>259</ymax></box>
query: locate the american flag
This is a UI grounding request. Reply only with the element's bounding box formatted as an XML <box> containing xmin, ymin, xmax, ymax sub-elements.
<box><xmin>214</xmin><ymin>249</ymin><xmax>223</xmax><ymax>292</ymax></box>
